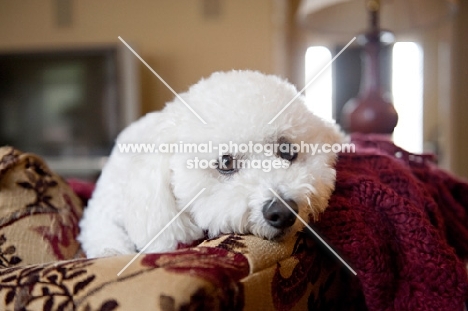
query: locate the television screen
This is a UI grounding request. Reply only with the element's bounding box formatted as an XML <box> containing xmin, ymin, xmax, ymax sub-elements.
<box><xmin>0</xmin><ymin>45</ymin><xmax>140</xmax><ymax>179</ymax></box>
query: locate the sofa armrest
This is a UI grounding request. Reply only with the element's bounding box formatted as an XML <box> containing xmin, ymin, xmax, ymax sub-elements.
<box><xmin>0</xmin><ymin>232</ymin><xmax>360</xmax><ymax>310</ymax></box>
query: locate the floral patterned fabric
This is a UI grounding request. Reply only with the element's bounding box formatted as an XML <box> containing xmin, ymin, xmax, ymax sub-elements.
<box><xmin>0</xmin><ymin>147</ymin><xmax>83</xmax><ymax>267</ymax></box>
<box><xmin>0</xmin><ymin>234</ymin><xmax>355</xmax><ymax>311</ymax></box>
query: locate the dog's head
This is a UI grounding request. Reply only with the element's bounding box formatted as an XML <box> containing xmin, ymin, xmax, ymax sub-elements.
<box><xmin>126</xmin><ymin>70</ymin><xmax>344</xmax><ymax>241</ymax></box>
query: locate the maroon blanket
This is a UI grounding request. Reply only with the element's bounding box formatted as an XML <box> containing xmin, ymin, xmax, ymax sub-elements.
<box><xmin>315</xmin><ymin>134</ymin><xmax>468</xmax><ymax>310</ymax></box>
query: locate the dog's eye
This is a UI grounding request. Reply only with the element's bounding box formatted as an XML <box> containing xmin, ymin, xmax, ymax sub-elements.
<box><xmin>278</xmin><ymin>143</ymin><xmax>298</xmax><ymax>162</ymax></box>
<box><xmin>217</xmin><ymin>155</ymin><xmax>238</xmax><ymax>174</ymax></box>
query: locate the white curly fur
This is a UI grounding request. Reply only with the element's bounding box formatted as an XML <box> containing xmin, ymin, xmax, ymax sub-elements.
<box><xmin>78</xmin><ymin>70</ymin><xmax>344</xmax><ymax>258</ymax></box>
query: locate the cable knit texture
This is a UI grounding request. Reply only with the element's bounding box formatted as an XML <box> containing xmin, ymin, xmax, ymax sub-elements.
<box><xmin>314</xmin><ymin>134</ymin><xmax>468</xmax><ymax>310</ymax></box>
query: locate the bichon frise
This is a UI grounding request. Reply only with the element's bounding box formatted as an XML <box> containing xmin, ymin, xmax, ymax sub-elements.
<box><xmin>78</xmin><ymin>70</ymin><xmax>344</xmax><ymax>258</ymax></box>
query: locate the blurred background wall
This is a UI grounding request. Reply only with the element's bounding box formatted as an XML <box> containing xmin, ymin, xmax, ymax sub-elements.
<box><xmin>0</xmin><ymin>0</ymin><xmax>285</xmax><ymax>113</ymax></box>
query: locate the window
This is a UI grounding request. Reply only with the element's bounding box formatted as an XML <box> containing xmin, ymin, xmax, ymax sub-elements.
<box><xmin>305</xmin><ymin>46</ymin><xmax>333</xmax><ymax>122</ymax></box>
<box><xmin>305</xmin><ymin>43</ymin><xmax>423</xmax><ymax>153</ymax></box>
<box><xmin>392</xmin><ymin>42</ymin><xmax>423</xmax><ymax>153</ymax></box>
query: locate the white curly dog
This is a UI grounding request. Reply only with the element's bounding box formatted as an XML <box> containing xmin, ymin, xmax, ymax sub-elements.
<box><xmin>78</xmin><ymin>70</ymin><xmax>344</xmax><ymax>258</ymax></box>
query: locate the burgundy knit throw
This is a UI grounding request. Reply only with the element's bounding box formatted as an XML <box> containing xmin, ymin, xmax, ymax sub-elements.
<box><xmin>314</xmin><ymin>134</ymin><xmax>468</xmax><ymax>310</ymax></box>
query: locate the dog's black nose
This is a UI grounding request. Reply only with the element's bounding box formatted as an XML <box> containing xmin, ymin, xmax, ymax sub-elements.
<box><xmin>262</xmin><ymin>199</ymin><xmax>298</xmax><ymax>229</ymax></box>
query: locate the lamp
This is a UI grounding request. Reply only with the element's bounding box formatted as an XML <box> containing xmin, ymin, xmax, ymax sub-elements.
<box><xmin>341</xmin><ymin>0</ymin><xmax>398</xmax><ymax>134</ymax></box>
<box><xmin>297</xmin><ymin>0</ymin><xmax>458</xmax><ymax>134</ymax></box>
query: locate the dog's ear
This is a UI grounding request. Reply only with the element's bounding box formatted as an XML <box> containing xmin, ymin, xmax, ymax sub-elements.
<box><xmin>95</xmin><ymin>111</ymin><xmax>186</xmax><ymax>252</ymax></box>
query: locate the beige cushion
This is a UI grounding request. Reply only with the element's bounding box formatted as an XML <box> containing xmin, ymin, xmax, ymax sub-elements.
<box><xmin>0</xmin><ymin>146</ymin><xmax>84</xmax><ymax>267</ymax></box>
